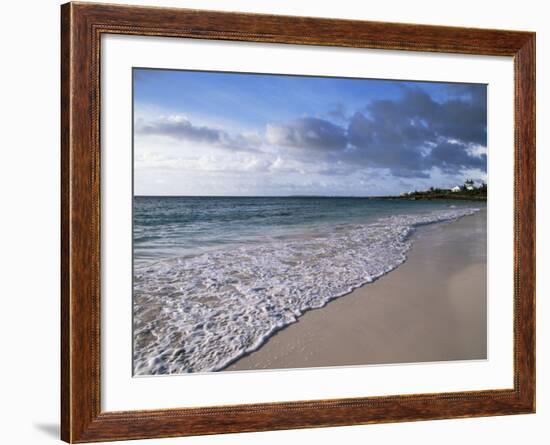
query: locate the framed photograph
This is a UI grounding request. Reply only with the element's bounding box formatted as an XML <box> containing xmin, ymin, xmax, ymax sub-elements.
<box><xmin>61</xmin><ymin>2</ymin><xmax>535</xmax><ymax>442</ymax></box>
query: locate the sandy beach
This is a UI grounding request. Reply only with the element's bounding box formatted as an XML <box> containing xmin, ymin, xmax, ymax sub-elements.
<box><xmin>227</xmin><ymin>208</ymin><xmax>487</xmax><ymax>371</ymax></box>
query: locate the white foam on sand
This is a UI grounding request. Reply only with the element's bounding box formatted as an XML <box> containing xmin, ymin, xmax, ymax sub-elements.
<box><xmin>133</xmin><ymin>207</ymin><xmax>480</xmax><ymax>375</ymax></box>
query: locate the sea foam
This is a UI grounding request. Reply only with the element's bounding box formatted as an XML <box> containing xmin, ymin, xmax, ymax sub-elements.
<box><xmin>133</xmin><ymin>207</ymin><xmax>479</xmax><ymax>375</ymax></box>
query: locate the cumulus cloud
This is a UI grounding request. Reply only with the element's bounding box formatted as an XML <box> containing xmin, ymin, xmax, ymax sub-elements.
<box><xmin>136</xmin><ymin>84</ymin><xmax>487</xmax><ymax>191</ymax></box>
<box><xmin>352</xmin><ymin>86</ymin><xmax>485</xmax><ymax>176</ymax></box>
<box><xmin>136</xmin><ymin>115</ymin><xmax>261</xmax><ymax>152</ymax></box>
<box><xmin>429</xmin><ymin>140</ymin><xmax>486</xmax><ymax>173</ymax></box>
<box><xmin>345</xmin><ymin>110</ymin><xmax>429</xmax><ymax>176</ymax></box>
<box><xmin>264</xmin><ymin>85</ymin><xmax>487</xmax><ymax>179</ymax></box>
<box><xmin>266</xmin><ymin>117</ymin><xmax>347</xmax><ymax>151</ymax></box>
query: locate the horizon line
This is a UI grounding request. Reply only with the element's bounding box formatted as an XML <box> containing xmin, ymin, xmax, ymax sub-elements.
<box><xmin>134</xmin><ymin>194</ymin><xmax>383</xmax><ymax>198</ymax></box>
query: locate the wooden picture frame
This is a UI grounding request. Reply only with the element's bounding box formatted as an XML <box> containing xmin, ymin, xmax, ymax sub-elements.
<box><xmin>61</xmin><ymin>2</ymin><xmax>535</xmax><ymax>442</ymax></box>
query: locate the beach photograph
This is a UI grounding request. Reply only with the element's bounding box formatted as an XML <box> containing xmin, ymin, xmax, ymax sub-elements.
<box><xmin>132</xmin><ymin>69</ymin><xmax>487</xmax><ymax>375</ymax></box>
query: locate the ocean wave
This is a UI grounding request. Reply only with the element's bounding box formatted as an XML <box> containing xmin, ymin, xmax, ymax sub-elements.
<box><xmin>133</xmin><ymin>207</ymin><xmax>480</xmax><ymax>375</ymax></box>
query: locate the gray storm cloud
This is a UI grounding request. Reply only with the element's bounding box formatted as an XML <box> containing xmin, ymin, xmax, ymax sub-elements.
<box><xmin>137</xmin><ymin>84</ymin><xmax>486</xmax><ymax>180</ymax></box>
<box><xmin>266</xmin><ymin>117</ymin><xmax>348</xmax><ymax>151</ymax></box>
<box><xmin>265</xmin><ymin>85</ymin><xmax>487</xmax><ymax>178</ymax></box>
<box><xmin>137</xmin><ymin>116</ymin><xmax>261</xmax><ymax>152</ymax></box>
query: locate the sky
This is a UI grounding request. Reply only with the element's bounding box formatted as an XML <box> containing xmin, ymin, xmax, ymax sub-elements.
<box><xmin>133</xmin><ymin>68</ymin><xmax>487</xmax><ymax>196</ymax></box>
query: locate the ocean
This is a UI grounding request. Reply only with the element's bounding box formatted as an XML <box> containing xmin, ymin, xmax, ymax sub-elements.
<box><xmin>133</xmin><ymin>196</ymin><xmax>485</xmax><ymax>375</ymax></box>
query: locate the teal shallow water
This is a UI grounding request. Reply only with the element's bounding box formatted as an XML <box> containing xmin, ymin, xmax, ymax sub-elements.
<box><xmin>133</xmin><ymin>196</ymin><xmax>485</xmax><ymax>265</ymax></box>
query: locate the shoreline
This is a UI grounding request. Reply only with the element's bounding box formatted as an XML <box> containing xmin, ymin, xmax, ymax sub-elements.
<box><xmin>226</xmin><ymin>208</ymin><xmax>487</xmax><ymax>372</ymax></box>
<box><xmin>135</xmin><ymin>195</ymin><xmax>485</xmax><ymax>200</ymax></box>
<box><xmin>379</xmin><ymin>196</ymin><xmax>486</xmax><ymax>201</ymax></box>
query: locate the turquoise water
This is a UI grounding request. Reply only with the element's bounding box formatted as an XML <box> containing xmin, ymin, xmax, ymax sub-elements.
<box><xmin>133</xmin><ymin>196</ymin><xmax>483</xmax><ymax>265</ymax></box>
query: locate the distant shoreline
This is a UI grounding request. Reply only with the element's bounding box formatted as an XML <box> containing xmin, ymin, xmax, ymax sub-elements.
<box><xmin>134</xmin><ymin>194</ymin><xmax>487</xmax><ymax>201</ymax></box>
<box><xmin>378</xmin><ymin>194</ymin><xmax>487</xmax><ymax>202</ymax></box>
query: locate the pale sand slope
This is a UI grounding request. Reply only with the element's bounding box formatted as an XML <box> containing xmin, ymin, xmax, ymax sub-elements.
<box><xmin>227</xmin><ymin>208</ymin><xmax>487</xmax><ymax>371</ymax></box>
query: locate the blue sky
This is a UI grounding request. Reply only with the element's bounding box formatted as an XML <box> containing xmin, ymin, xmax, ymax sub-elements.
<box><xmin>134</xmin><ymin>68</ymin><xmax>487</xmax><ymax>196</ymax></box>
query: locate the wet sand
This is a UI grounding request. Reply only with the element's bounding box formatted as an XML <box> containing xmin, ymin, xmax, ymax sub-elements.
<box><xmin>227</xmin><ymin>208</ymin><xmax>487</xmax><ymax>371</ymax></box>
